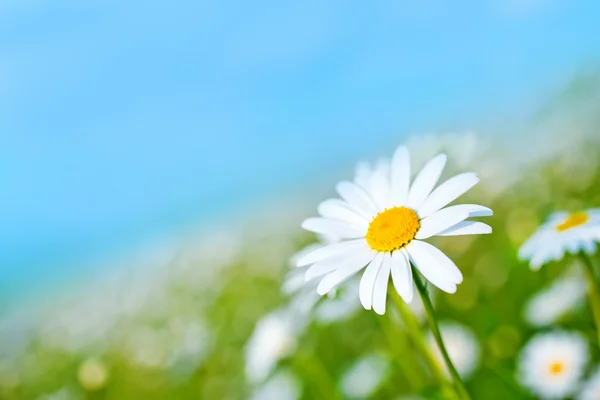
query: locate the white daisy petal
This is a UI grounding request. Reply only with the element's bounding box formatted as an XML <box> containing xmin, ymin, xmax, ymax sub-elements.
<box><xmin>582</xmin><ymin>239</ymin><xmax>597</xmax><ymax>254</ymax></box>
<box><xmin>317</xmin><ymin>247</ymin><xmax>376</xmax><ymax>295</ymax></box>
<box><xmin>301</xmin><ymin>217</ymin><xmax>365</xmax><ymax>239</ymax></box>
<box><xmin>437</xmin><ymin>221</ymin><xmax>492</xmax><ymax>236</ymax></box>
<box><xmin>336</xmin><ymin>181</ymin><xmax>379</xmax><ymax>218</ymax></box>
<box><xmin>390</xmin><ymin>250</ymin><xmax>413</xmax><ymax>303</ymax></box>
<box><xmin>359</xmin><ymin>253</ymin><xmax>384</xmax><ymax>310</ymax></box>
<box><xmin>390</xmin><ymin>146</ymin><xmax>410</xmax><ymax>206</ymax></box>
<box><xmin>305</xmin><ymin>258</ymin><xmax>344</xmax><ymax>281</ymax></box>
<box><xmin>416</xmin><ymin>208</ymin><xmax>470</xmax><ymax>240</ymax></box>
<box><xmin>318</xmin><ymin>199</ymin><xmax>369</xmax><ymax>228</ymax></box>
<box><xmin>417</xmin><ymin>173</ymin><xmax>480</xmax><ymax>218</ymax></box>
<box><xmin>406</xmin><ymin>154</ymin><xmax>447</xmax><ymax>210</ymax></box>
<box><xmin>296</xmin><ymin>239</ymin><xmax>365</xmax><ymax>267</ymax></box>
<box><xmin>406</xmin><ymin>240</ymin><xmax>462</xmax><ymax>287</ymax></box>
<box><xmin>372</xmin><ymin>253</ymin><xmax>392</xmax><ymax>315</ymax></box>
<box><xmin>435</xmin><ymin>204</ymin><xmax>493</xmax><ymax>218</ymax></box>
<box><xmin>530</xmin><ymin>251</ymin><xmax>550</xmax><ymax>271</ymax></box>
<box><xmin>519</xmin><ymin>230</ymin><xmax>548</xmax><ymax>260</ymax></box>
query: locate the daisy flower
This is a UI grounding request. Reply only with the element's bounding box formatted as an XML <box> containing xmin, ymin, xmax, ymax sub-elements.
<box><xmin>578</xmin><ymin>366</ymin><xmax>600</xmax><ymax>400</ymax></box>
<box><xmin>282</xmin><ymin>266</ymin><xmax>361</xmax><ymax>324</ymax></box>
<box><xmin>519</xmin><ymin>209</ymin><xmax>600</xmax><ymax>270</ymax></box>
<box><xmin>518</xmin><ymin>330</ymin><xmax>589</xmax><ymax>399</ymax></box>
<box><xmin>250</xmin><ymin>369</ymin><xmax>301</xmax><ymax>400</ymax></box>
<box><xmin>524</xmin><ymin>272</ymin><xmax>586</xmax><ymax>327</ymax></box>
<box><xmin>427</xmin><ymin>322</ymin><xmax>480</xmax><ymax>379</ymax></box>
<box><xmin>295</xmin><ymin>145</ymin><xmax>492</xmax><ymax>314</ymax></box>
<box><xmin>340</xmin><ymin>354</ymin><xmax>390</xmax><ymax>399</ymax></box>
<box><xmin>244</xmin><ymin>308</ymin><xmax>304</xmax><ymax>384</ymax></box>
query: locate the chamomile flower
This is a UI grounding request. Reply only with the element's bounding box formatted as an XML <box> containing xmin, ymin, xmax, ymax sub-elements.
<box><xmin>250</xmin><ymin>370</ymin><xmax>301</xmax><ymax>400</ymax></box>
<box><xmin>518</xmin><ymin>330</ymin><xmax>589</xmax><ymax>399</ymax></box>
<box><xmin>519</xmin><ymin>209</ymin><xmax>600</xmax><ymax>270</ymax></box>
<box><xmin>340</xmin><ymin>354</ymin><xmax>390</xmax><ymax>399</ymax></box>
<box><xmin>282</xmin><ymin>263</ymin><xmax>361</xmax><ymax>324</ymax></box>
<box><xmin>427</xmin><ymin>322</ymin><xmax>480</xmax><ymax>379</ymax></box>
<box><xmin>295</xmin><ymin>146</ymin><xmax>492</xmax><ymax>314</ymax></box>
<box><xmin>524</xmin><ymin>272</ymin><xmax>586</xmax><ymax>327</ymax></box>
<box><xmin>244</xmin><ymin>308</ymin><xmax>305</xmax><ymax>384</ymax></box>
<box><xmin>578</xmin><ymin>366</ymin><xmax>600</xmax><ymax>400</ymax></box>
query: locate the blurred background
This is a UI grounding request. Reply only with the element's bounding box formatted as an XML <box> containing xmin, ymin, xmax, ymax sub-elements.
<box><xmin>2</xmin><ymin>1</ymin><xmax>600</xmax><ymax>399</ymax></box>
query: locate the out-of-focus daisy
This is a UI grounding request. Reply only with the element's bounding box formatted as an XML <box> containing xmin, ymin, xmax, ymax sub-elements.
<box><xmin>427</xmin><ymin>322</ymin><xmax>480</xmax><ymax>379</ymax></box>
<box><xmin>245</xmin><ymin>308</ymin><xmax>305</xmax><ymax>384</ymax></box>
<box><xmin>250</xmin><ymin>369</ymin><xmax>301</xmax><ymax>400</ymax></box>
<box><xmin>340</xmin><ymin>353</ymin><xmax>390</xmax><ymax>399</ymax></box>
<box><xmin>519</xmin><ymin>209</ymin><xmax>600</xmax><ymax>270</ymax></box>
<box><xmin>295</xmin><ymin>145</ymin><xmax>492</xmax><ymax>314</ymax></box>
<box><xmin>578</xmin><ymin>366</ymin><xmax>600</xmax><ymax>400</ymax></box>
<box><xmin>524</xmin><ymin>272</ymin><xmax>586</xmax><ymax>327</ymax></box>
<box><xmin>282</xmin><ymin>266</ymin><xmax>361</xmax><ymax>324</ymax></box>
<box><xmin>518</xmin><ymin>330</ymin><xmax>589</xmax><ymax>399</ymax></box>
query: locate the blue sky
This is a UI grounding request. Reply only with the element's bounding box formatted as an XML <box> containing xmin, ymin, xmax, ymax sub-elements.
<box><xmin>1</xmin><ymin>1</ymin><xmax>600</xmax><ymax>301</ymax></box>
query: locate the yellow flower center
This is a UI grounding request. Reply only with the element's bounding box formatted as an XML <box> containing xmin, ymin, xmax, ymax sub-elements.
<box><xmin>548</xmin><ymin>361</ymin><xmax>564</xmax><ymax>376</ymax></box>
<box><xmin>366</xmin><ymin>206</ymin><xmax>420</xmax><ymax>252</ymax></box>
<box><xmin>556</xmin><ymin>212</ymin><xmax>589</xmax><ymax>232</ymax></box>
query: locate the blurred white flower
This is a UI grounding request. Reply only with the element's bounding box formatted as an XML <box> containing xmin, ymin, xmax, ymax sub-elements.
<box><xmin>578</xmin><ymin>366</ymin><xmax>600</xmax><ymax>400</ymax></box>
<box><xmin>518</xmin><ymin>330</ymin><xmax>589</xmax><ymax>399</ymax></box>
<box><xmin>283</xmin><ymin>264</ymin><xmax>361</xmax><ymax>324</ymax></box>
<box><xmin>294</xmin><ymin>145</ymin><xmax>492</xmax><ymax>314</ymax></box>
<box><xmin>77</xmin><ymin>358</ymin><xmax>109</xmax><ymax>391</ymax></box>
<box><xmin>165</xmin><ymin>318</ymin><xmax>211</xmax><ymax>377</ymax></box>
<box><xmin>519</xmin><ymin>210</ymin><xmax>600</xmax><ymax>270</ymax></box>
<box><xmin>249</xmin><ymin>369</ymin><xmax>301</xmax><ymax>400</ymax></box>
<box><xmin>524</xmin><ymin>272</ymin><xmax>586</xmax><ymax>327</ymax></box>
<box><xmin>340</xmin><ymin>353</ymin><xmax>389</xmax><ymax>399</ymax></box>
<box><xmin>313</xmin><ymin>280</ymin><xmax>361</xmax><ymax>324</ymax></box>
<box><xmin>244</xmin><ymin>308</ymin><xmax>304</xmax><ymax>384</ymax></box>
<box><xmin>428</xmin><ymin>322</ymin><xmax>479</xmax><ymax>379</ymax></box>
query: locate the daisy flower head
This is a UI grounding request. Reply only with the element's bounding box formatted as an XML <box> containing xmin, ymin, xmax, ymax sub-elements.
<box><xmin>282</xmin><ymin>266</ymin><xmax>361</xmax><ymax>324</ymax></box>
<box><xmin>244</xmin><ymin>308</ymin><xmax>304</xmax><ymax>384</ymax></box>
<box><xmin>250</xmin><ymin>369</ymin><xmax>301</xmax><ymax>400</ymax></box>
<box><xmin>427</xmin><ymin>322</ymin><xmax>480</xmax><ymax>379</ymax></box>
<box><xmin>578</xmin><ymin>366</ymin><xmax>600</xmax><ymax>400</ymax></box>
<box><xmin>295</xmin><ymin>145</ymin><xmax>492</xmax><ymax>314</ymax></box>
<box><xmin>518</xmin><ymin>330</ymin><xmax>589</xmax><ymax>399</ymax></box>
<box><xmin>519</xmin><ymin>209</ymin><xmax>600</xmax><ymax>270</ymax></box>
<box><xmin>340</xmin><ymin>353</ymin><xmax>390</xmax><ymax>399</ymax></box>
<box><xmin>524</xmin><ymin>272</ymin><xmax>586</xmax><ymax>327</ymax></box>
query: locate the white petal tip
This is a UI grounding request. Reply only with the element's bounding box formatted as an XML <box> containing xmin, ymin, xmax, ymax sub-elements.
<box><xmin>373</xmin><ymin>307</ymin><xmax>386</xmax><ymax>315</ymax></box>
<box><xmin>295</xmin><ymin>258</ymin><xmax>310</xmax><ymax>268</ymax></box>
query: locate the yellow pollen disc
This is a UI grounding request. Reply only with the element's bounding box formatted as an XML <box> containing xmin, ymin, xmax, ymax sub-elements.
<box><xmin>366</xmin><ymin>206</ymin><xmax>420</xmax><ymax>252</ymax></box>
<box><xmin>548</xmin><ymin>361</ymin><xmax>564</xmax><ymax>375</ymax></box>
<box><xmin>556</xmin><ymin>211</ymin><xmax>589</xmax><ymax>232</ymax></box>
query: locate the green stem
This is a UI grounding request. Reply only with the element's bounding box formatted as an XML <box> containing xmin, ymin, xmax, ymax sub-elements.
<box><xmin>412</xmin><ymin>269</ymin><xmax>472</xmax><ymax>400</ymax></box>
<box><xmin>391</xmin><ymin>292</ymin><xmax>458</xmax><ymax>400</ymax></box>
<box><xmin>376</xmin><ymin>312</ymin><xmax>427</xmax><ymax>390</ymax></box>
<box><xmin>579</xmin><ymin>252</ymin><xmax>600</xmax><ymax>346</ymax></box>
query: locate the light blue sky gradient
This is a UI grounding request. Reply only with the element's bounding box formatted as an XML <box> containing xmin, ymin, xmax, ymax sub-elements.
<box><xmin>1</xmin><ymin>1</ymin><xmax>600</xmax><ymax>300</ymax></box>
